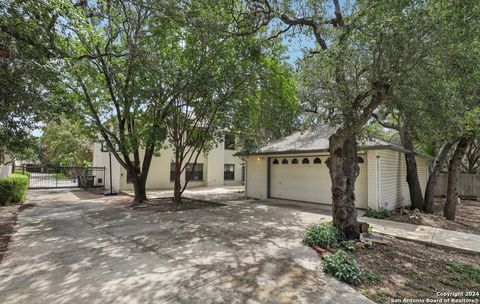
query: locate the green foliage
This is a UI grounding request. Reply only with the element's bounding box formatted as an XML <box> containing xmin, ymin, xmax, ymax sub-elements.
<box><xmin>13</xmin><ymin>170</ymin><xmax>31</xmax><ymax>178</ymax></box>
<box><xmin>0</xmin><ymin>173</ymin><xmax>30</xmax><ymax>205</ymax></box>
<box><xmin>301</xmin><ymin>221</ymin><xmax>344</xmax><ymax>248</ymax></box>
<box><xmin>364</xmin><ymin>207</ymin><xmax>391</xmax><ymax>219</ymax></box>
<box><xmin>322</xmin><ymin>250</ymin><xmax>362</xmax><ymax>286</ymax></box>
<box><xmin>363</xmin><ymin>269</ymin><xmax>381</xmax><ymax>284</ymax></box>
<box><xmin>335</xmin><ymin>241</ymin><xmax>357</xmax><ymax>252</ymax></box>
<box><xmin>40</xmin><ymin>117</ymin><xmax>94</xmax><ymax>167</ymax></box>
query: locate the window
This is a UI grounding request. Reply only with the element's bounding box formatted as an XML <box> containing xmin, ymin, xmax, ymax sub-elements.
<box><xmin>291</xmin><ymin>158</ymin><xmax>298</xmax><ymax>164</ymax></box>
<box><xmin>302</xmin><ymin>158</ymin><xmax>310</xmax><ymax>164</ymax></box>
<box><xmin>358</xmin><ymin>156</ymin><xmax>365</xmax><ymax>163</ymax></box>
<box><xmin>282</xmin><ymin>159</ymin><xmax>288</xmax><ymax>164</ymax></box>
<box><xmin>224</xmin><ymin>134</ymin><xmax>235</xmax><ymax>150</ymax></box>
<box><xmin>314</xmin><ymin>157</ymin><xmax>321</xmax><ymax>164</ymax></box>
<box><xmin>272</xmin><ymin>159</ymin><xmax>279</xmax><ymax>164</ymax></box>
<box><xmin>224</xmin><ymin>164</ymin><xmax>235</xmax><ymax>180</ymax></box>
<box><xmin>185</xmin><ymin>163</ymin><xmax>203</xmax><ymax>181</ymax></box>
<box><xmin>170</xmin><ymin>163</ymin><xmax>176</xmax><ymax>182</ymax></box>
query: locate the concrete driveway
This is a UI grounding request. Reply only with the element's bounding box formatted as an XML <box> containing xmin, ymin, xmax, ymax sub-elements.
<box><xmin>0</xmin><ymin>190</ymin><xmax>372</xmax><ymax>304</ymax></box>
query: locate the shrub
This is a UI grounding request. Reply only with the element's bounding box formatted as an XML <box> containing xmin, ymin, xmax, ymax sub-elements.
<box><xmin>322</xmin><ymin>250</ymin><xmax>362</xmax><ymax>286</ymax></box>
<box><xmin>365</xmin><ymin>207</ymin><xmax>390</xmax><ymax>219</ymax></box>
<box><xmin>301</xmin><ymin>221</ymin><xmax>344</xmax><ymax>248</ymax></box>
<box><xmin>0</xmin><ymin>174</ymin><xmax>30</xmax><ymax>206</ymax></box>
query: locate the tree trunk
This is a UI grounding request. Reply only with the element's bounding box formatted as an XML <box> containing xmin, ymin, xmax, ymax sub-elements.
<box><xmin>398</xmin><ymin>124</ymin><xmax>424</xmax><ymax>211</ymax></box>
<box><xmin>424</xmin><ymin>142</ymin><xmax>453</xmax><ymax>213</ymax></box>
<box><xmin>173</xmin><ymin>160</ymin><xmax>182</xmax><ymax>204</ymax></box>
<box><xmin>326</xmin><ymin>131</ymin><xmax>360</xmax><ymax>240</ymax></box>
<box><xmin>131</xmin><ymin>171</ymin><xmax>148</xmax><ymax>205</ymax></box>
<box><xmin>444</xmin><ymin>137</ymin><xmax>470</xmax><ymax>220</ymax></box>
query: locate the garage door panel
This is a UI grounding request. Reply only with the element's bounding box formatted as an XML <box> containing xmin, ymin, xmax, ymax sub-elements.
<box><xmin>270</xmin><ymin>157</ymin><xmax>367</xmax><ymax>209</ymax></box>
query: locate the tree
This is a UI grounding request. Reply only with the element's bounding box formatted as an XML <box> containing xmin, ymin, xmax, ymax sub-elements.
<box><xmin>232</xmin><ymin>57</ymin><xmax>299</xmax><ymax>154</ymax></box>
<box><xmin>40</xmin><ymin>118</ymin><xmax>94</xmax><ymax>167</ymax></box>
<box><xmin>462</xmin><ymin>139</ymin><xmax>480</xmax><ymax>174</ymax></box>
<box><xmin>238</xmin><ymin>0</ymin><xmax>434</xmax><ymax>238</ymax></box>
<box><xmin>0</xmin><ymin>0</ymin><xmax>59</xmax><ymax>161</ymax></box>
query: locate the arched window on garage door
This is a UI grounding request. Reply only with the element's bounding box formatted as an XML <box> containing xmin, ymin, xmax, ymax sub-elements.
<box><xmin>291</xmin><ymin>158</ymin><xmax>298</xmax><ymax>164</ymax></box>
<box><xmin>302</xmin><ymin>158</ymin><xmax>310</xmax><ymax>164</ymax></box>
<box><xmin>282</xmin><ymin>159</ymin><xmax>288</xmax><ymax>164</ymax></box>
<box><xmin>313</xmin><ymin>157</ymin><xmax>321</xmax><ymax>164</ymax></box>
<box><xmin>272</xmin><ymin>159</ymin><xmax>279</xmax><ymax>164</ymax></box>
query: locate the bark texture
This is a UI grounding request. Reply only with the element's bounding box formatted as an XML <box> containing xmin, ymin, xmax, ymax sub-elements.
<box><xmin>444</xmin><ymin>138</ymin><xmax>470</xmax><ymax>220</ymax></box>
<box><xmin>399</xmin><ymin>124</ymin><xmax>424</xmax><ymax>210</ymax></box>
<box><xmin>326</xmin><ymin>132</ymin><xmax>360</xmax><ymax>240</ymax></box>
<box><xmin>423</xmin><ymin>142</ymin><xmax>453</xmax><ymax>213</ymax></box>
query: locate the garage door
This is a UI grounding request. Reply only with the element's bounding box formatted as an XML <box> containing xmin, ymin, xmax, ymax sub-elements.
<box><xmin>269</xmin><ymin>156</ymin><xmax>368</xmax><ymax>209</ymax></box>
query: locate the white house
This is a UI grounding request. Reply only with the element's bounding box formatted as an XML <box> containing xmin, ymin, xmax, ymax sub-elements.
<box><xmin>92</xmin><ymin>134</ymin><xmax>245</xmax><ymax>192</ymax></box>
<box><xmin>245</xmin><ymin>125</ymin><xmax>430</xmax><ymax>210</ymax></box>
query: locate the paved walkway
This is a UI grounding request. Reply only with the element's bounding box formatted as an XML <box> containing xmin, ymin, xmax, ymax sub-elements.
<box><xmin>363</xmin><ymin>217</ymin><xmax>480</xmax><ymax>254</ymax></box>
<box><xmin>0</xmin><ymin>190</ymin><xmax>372</xmax><ymax>304</ymax></box>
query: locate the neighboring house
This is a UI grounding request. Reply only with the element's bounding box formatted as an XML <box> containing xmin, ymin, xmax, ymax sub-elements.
<box><xmin>245</xmin><ymin>125</ymin><xmax>430</xmax><ymax>211</ymax></box>
<box><xmin>92</xmin><ymin>134</ymin><xmax>245</xmax><ymax>192</ymax></box>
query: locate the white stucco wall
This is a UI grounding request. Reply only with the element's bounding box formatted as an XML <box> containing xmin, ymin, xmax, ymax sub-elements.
<box><xmin>92</xmin><ymin>142</ymin><xmax>121</xmax><ymax>192</ymax></box>
<box><xmin>92</xmin><ymin>139</ymin><xmax>245</xmax><ymax>191</ymax></box>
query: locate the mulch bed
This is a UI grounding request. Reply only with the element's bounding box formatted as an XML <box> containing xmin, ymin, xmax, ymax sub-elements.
<box><xmin>132</xmin><ymin>197</ymin><xmax>223</xmax><ymax>213</ymax></box>
<box><xmin>79</xmin><ymin>189</ymin><xmax>223</xmax><ymax>212</ymax></box>
<box><xmin>349</xmin><ymin>237</ymin><xmax>480</xmax><ymax>303</ymax></box>
<box><xmin>0</xmin><ymin>205</ymin><xmax>18</xmax><ymax>264</ymax></box>
<box><xmin>387</xmin><ymin>198</ymin><xmax>480</xmax><ymax>235</ymax></box>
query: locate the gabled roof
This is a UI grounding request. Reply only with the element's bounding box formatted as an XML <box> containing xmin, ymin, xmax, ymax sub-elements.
<box><xmin>250</xmin><ymin>124</ymin><xmax>431</xmax><ymax>158</ymax></box>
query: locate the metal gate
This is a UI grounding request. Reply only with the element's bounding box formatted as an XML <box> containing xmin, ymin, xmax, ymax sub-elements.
<box><xmin>17</xmin><ymin>165</ymin><xmax>106</xmax><ymax>189</ymax></box>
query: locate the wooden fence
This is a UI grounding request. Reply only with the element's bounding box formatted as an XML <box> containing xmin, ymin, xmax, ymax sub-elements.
<box><xmin>0</xmin><ymin>165</ymin><xmax>12</xmax><ymax>179</ymax></box>
<box><xmin>435</xmin><ymin>174</ymin><xmax>480</xmax><ymax>198</ymax></box>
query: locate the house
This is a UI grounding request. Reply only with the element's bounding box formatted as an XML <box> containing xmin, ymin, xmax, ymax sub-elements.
<box><xmin>92</xmin><ymin>134</ymin><xmax>245</xmax><ymax>192</ymax></box>
<box><xmin>245</xmin><ymin>125</ymin><xmax>430</xmax><ymax>210</ymax></box>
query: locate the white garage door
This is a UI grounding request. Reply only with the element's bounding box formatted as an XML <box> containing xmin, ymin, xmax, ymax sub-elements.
<box><xmin>270</xmin><ymin>156</ymin><xmax>368</xmax><ymax>209</ymax></box>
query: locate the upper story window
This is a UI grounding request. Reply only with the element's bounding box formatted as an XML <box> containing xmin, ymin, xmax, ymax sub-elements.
<box><xmin>314</xmin><ymin>157</ymin><xmax>321</xmax><ymax>164</ymax></box>
<box><xmin>302</xmin><ymin>158</ymin><xmax>310</xmax><ymax>164</ymax></box>
<box><xmin>224</xmin><ymin>133</ymin><xmax>235</xmax><ymax>150</ymax></box>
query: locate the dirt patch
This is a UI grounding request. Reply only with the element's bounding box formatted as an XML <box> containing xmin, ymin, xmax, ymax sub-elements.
<box><xmin>132</xmin><ymin>197</ymin><xmax>223</xmax><ymax>213</ymax></box>
<box><xmin>387</xmin><ymin>198</ymin><xmax>480</xmax><ymax>235</ymax></box>
<box><xmin>0</xmin><ymin>205</ymin><xmax>18</xmax><ymax>264</ymax></box>
<box><xmin>349</xmin><ymin>237</ymin><xmax>480</xmax><ymax>303</ymax></box>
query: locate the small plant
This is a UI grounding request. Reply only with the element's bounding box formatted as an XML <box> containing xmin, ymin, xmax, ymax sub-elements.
<box><xmin>365</xmin><ymin>207</ymin><xmax>391</xmax><ymax>219</ymax></box>
<box><xmin>301</xmin><ymin>221</ymin><xmax>344</xmax><ymax>248</ymax></box>
<box><xmin>363</xmin><ymin>269</ymin><xmax>381</xmax><ymax>284</ymax></box>
<box><xmin>335</xmin><ymin>240</ymin><xmax>357</xmax><ymax>252</ymax></box>
<box><xmin>322</xmin><ymin>250</ymin><xmax>362</xmax><ymax>286</ymax></box>
<box><xmin>445</xmin><ymin>260</ymin><xmax>480</xmax><ymax>283</ymax></box>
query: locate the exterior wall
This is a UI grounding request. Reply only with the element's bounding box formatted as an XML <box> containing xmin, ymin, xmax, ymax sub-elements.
<box><xmin>377</xmin><ymin>149</ymin><xmax>429</xmax><ymax>210</ymax></box>
<box><xmin>245</xmin><ymin>149</ymin><xmax>429</xmax><ymax>211</ymax></box>
<box><xmin>92</xmin><ymin>142</ymin><xmax>121</xmax><ymax>192</ymax></box>
<box><xmin>92</xmin><ymin>140</ymin><xmax>244</xmax><ymax>191</ymax></box>
<box><xmin>245</xmin><ymin>155</ymin><xmax>268</xmax><ymax>200</ymax></box>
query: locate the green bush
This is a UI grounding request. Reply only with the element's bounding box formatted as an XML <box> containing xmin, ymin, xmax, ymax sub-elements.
<box><xmin>322</xmin><ymin>250</ymin><xmax>362</xmax><ymax>286</ymax></box>
<box><xmin>13</xmin><ymin>169</ymin><xmax>32</xmax><ymax>178</ymax></box>
<box><xmin>364</xmin><ymin>207</ymin><xmax>391</xmax><ymax>219</ymax></box>
<box><xmin>0</xmin><ymin>174</ymin><xmax>30</xmax><ymax>206</ymax></box>
<box><xmin>301</xmin><ymin>221</ymin><xmax>344</xmax><ymax>248</ymax></box>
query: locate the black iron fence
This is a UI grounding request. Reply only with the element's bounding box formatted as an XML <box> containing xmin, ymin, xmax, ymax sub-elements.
<box><xmin>16</xmin><ymin>165</ymin><xmax>106</xmax><ymax>189</ymax></box>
